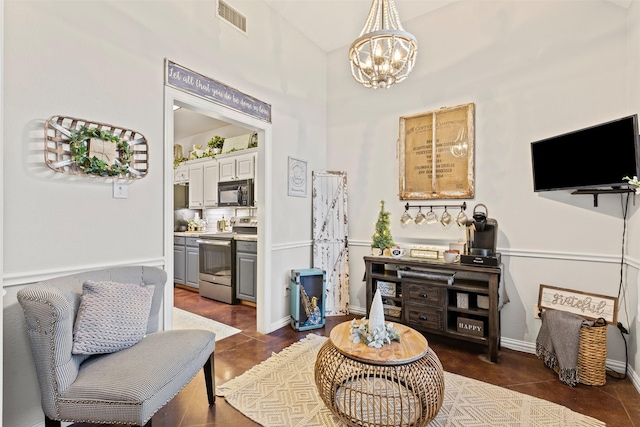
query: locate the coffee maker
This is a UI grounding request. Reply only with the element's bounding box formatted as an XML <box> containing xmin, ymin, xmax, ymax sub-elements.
<box><xmin>460</xmin><ymin>204</ymin><xmax>501</xmax><ymax>267</ymax></box>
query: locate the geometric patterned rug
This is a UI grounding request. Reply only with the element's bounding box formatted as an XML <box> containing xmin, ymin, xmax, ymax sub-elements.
<box><xmin>217</xmin><ymin>334</ymin><xmax>605</xmax><ymax>426</ymax></box>
<box><xmin>172</xmin><ymin>307</ymin><xmax>241</xmax><ymax>341</ymax></box>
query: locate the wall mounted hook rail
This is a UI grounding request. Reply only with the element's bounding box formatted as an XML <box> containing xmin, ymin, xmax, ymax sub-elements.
<box><xmin>404</xmin><ymin>202</ymin><xmax>467</xmax><ymax>211</ymax></box>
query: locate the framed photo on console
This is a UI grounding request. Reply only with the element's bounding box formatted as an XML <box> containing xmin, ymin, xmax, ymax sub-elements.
<box><xmin>399</xmin><ymin>103</ymin><xmax>475</xmax><ymax>200</ymax></box>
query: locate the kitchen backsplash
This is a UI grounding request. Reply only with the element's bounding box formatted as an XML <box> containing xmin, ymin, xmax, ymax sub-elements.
<box><xmin>174</xmin><ymin>207</ymin><xmax>254</xmax><ymax>232</ymax></box>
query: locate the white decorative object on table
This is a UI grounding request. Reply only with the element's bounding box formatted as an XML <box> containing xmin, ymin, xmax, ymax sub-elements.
<box><xmin>349</xmin><ymin>289</ymin><xmax>400</xmax><ymax>348</ymax></box>
<box><xmin>369</xmin><ymin>289</ymin><xmax>385</xmax><ymax>331</ymax></box>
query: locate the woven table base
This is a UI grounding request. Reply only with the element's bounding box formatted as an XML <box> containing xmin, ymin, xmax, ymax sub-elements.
<box><xmin>314</xmin><ymin>340</ymin><xmax>445</xmax><ymax>427</ymax></box>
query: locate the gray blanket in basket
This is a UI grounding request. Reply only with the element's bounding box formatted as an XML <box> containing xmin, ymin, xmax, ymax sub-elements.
<box><xmin>536</xmin><ymin>309</ymin><xmax>592</xmax><ymax>386</ymax></box>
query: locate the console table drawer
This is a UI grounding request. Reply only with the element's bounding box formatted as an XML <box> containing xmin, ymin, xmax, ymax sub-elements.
<box><xmin>406</xmin><ymin>283</ymin><xmax>443</xmax><ymax>307</ymax></box>
<box><xmin>405</xmin><ymin>305</ymin><xmax>444</xmax><ymax>331</ymax></box>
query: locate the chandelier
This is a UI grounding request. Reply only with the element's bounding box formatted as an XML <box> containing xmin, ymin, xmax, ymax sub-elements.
<box><xmin>349</xmin><ymin>0</ymin><xmax>418</xmax><ymax>89</ymax></box>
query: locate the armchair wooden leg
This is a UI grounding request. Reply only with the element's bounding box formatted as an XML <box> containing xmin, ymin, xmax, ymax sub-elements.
<box><xmin>204</xmin><ymin>352</ymin><xmax>216</xmax><ymax>405</ymax></box>
<box><xmin>44</xmin><ymin>416</ymin><xmax>61</xmax><ymax>427</ymax></box>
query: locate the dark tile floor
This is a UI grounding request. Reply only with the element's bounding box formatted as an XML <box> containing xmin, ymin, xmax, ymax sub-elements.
<box><xmin>73</xmin><ymin>287</ymin><xmax>639</xmax><ymax>427</ymax></box>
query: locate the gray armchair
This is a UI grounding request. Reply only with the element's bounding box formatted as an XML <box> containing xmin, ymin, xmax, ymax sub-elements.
<box><xmin>17</xmin><ymin>266</ymin><xmax>216</xmax><ymax>427</ymax></box>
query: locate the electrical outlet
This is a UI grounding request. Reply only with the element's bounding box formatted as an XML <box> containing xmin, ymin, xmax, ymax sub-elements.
<box><xmin>284</xmin><ymin>284</ymin><xmax>289</xmax><ymax>297</ymax></box>
<box><xmin>534</xmin><ymin>304</ymin><xmax>541</xmax><ymax>319</ymax></box>
<box><xmin>113</xmin><ymin>180</ymin><xmax>128</xmax><ymax>199</ymax></box>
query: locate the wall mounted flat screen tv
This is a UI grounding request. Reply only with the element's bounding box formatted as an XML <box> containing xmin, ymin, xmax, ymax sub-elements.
<box><xmin>531</xmin><ymin>114</ymin><xmax>639</xmax><ymax>192</ymax></box>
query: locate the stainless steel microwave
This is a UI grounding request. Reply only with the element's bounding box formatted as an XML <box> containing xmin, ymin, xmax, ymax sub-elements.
<box><xmin>218</xmin><ymin>179</ymin><xmax>254</xmax><ymax>207</ymax></box>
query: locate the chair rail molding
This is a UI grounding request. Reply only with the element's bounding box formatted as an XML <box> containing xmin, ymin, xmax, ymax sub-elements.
<box><xmin>2</xmin><ymin>257</ymin><xmax>165</xmax><ymax>287</ymax></box>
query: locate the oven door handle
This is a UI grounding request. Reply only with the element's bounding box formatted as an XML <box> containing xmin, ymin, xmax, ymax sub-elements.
<box><xmin>197</xmin><ymin>239</ymin><xmax>231</xmax><ymax>247</ymax></box>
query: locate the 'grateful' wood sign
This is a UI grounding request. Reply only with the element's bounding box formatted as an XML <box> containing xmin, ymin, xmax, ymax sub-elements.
<box><xmin>538</xmin><ymin>284</ymin><xmax>618</xmax><ymax>324</ymax></box>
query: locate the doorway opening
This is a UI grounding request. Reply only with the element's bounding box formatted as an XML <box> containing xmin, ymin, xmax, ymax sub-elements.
<box><xmin>163</xmin><ymin>86</ymin><xmax>272</xmax><ymax>335</ymax></box>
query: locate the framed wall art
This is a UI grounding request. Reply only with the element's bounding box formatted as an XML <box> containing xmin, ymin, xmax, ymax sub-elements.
<box><xmin>399</xmin><ymin>103</ymin><xmax>475</xmax><ymax>200</ymax></box>
<box><xmin>288</xmin><ymin>157</ymin><xmax>307</xmax><ymax>197</ymax></box>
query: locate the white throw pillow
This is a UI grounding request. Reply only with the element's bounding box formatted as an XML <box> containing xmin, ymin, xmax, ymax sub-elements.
<box><xmin>72</xmin><ymin>280</ymin><xmax>154</xmax><ymax>355</ymax></box>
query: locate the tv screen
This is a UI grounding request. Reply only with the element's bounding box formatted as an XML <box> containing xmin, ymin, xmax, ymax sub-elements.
<box><xmin>531</xmin><ymin>114</ymin><xmax>639</xmax><ymax>192</ymax></box>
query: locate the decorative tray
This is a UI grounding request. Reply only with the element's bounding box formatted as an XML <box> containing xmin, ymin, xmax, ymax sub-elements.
<box><xmin>44</xmin><ymin>115</ymin><xmax>148</xmax><ymax>179</ymax></box>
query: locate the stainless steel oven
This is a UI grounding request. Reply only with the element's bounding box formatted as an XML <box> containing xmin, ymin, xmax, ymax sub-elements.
<box><xmin>197</xmin><ymin>233</ymin><xmax>235</xmax><ymax>304</ymax></box>
<box><xmin>197</xmin><ymin>216</ymin><xmax>257</xmax><ymax>304</ymax></box>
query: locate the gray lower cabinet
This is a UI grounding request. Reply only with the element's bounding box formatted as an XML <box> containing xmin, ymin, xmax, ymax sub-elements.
<box><xmin>174</xmin><ymin>237</ymin><xmax>186</xmax><ymax>284</ymax></box>
<box><xmin>235</xmin><ymin>240</ymin><xmax>257</xmax><ymax>302</ymax></box>
<box><xmin>174</xmin><ymin>236</ymin><xmax>199</xmax><ymax>289</ymax></box>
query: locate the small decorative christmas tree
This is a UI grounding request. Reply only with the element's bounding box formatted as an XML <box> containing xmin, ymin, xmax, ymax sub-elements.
<box><xmin>371</xmin><ymin>200</ymin><xmax>395</xmax><ymax>251</ymax></box>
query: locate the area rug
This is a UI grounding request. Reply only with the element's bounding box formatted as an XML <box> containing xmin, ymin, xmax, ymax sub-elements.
<box><xmin>217</xmin><ymin>334</ymin><xmax>605</xmax><ymax>427</ymax></box>
<box><xmin>172</xmin><ymin>307</ymin><xmax>241</xmax><ymax>341</ymax></box>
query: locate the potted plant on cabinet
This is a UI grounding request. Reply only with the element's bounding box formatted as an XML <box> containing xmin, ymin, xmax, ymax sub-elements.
<box><xmin>371</xmin><ymin>200</ymin><xmax>395</xmax><ymax>256</ymax></box>
<box><xmin>207</xmin><ymin>136</ymin><xmax>225</xmax><ymax>154</ymax></box>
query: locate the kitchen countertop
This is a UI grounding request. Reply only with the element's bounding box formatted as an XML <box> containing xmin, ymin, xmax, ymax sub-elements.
<box><xmin>174</xmin><ymin>231</ymin><xmax>257</xmax><ymax>241</ymax></box>
<box><xmin>234</xmin><ymin>234</ymin><xmax>257</xmax><ymax>242</ymax></box>
<box><xmin>174</xmin><ymin>231</ymin><xmax>226</xmax><ymax>237</ymax></box>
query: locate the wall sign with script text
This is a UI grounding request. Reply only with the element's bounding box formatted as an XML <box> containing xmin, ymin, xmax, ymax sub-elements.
<box><xmin>399</xmin><ymin>103</ymin><xmax>474</xmax><ymax>200</ymax></box>
<box><xmin>165</xmin><ymin>60</ymin><xmax>271</xmax><ymax>123</ymax></box>
<box><xmin>538</xmin><ymin>284</ymin><xmax>618</xmax><ymax>324</ymax></box>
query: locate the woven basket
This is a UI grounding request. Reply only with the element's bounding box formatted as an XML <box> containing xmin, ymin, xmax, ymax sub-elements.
<box><xmin>577</xmin><ymin>318</ymin><xmax>607</xmax><ymax>386</ymax></box>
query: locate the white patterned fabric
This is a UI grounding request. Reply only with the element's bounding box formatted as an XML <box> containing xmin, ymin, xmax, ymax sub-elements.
<box><xmin>72</xmin><ymin>280</ymin><xmax>154</xmax><ymax>354</ymax></box>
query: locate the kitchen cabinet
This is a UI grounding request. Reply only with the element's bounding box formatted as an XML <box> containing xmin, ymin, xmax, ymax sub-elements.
<box><xmin>188</xmin><ymin>158</ymin><xmax>219</xmax><ymax>209</ymax></box>
<box><xmin>174</xmin><ymin>236</ymin><xmax>199</xmax><ymax>289</ymax></box>
<box><xmin>174</xmin><ymin>164</ymin><xmax>189</xmax><ymax>184</ymax></box>
<box><xmin>174</xmin><ymin>236</ymin><xmax>186</xmax><ymax>284</ymax></box>
<box><xmin>218</xmin><ymin>149</ymin><xmax>256</xmax><ymax>181</ymax></box>
<box><xmin>235</xmin><ymin>240</ymin><xmax>257</xmax><ymax>302</ymax></box>
<box><xmin>203</xmin><ymin>161</ymin><xmax>219</xmax><ymax>207</ymax></box>
<box><xmin>188</xmin><ymin>162</ymin><xmax>204</xmax><ymax>208</ymax></box>
<box><xmin>364</xmin><ymin>256</ymin><xmax>501</xmax><ymax>363</ymax></box>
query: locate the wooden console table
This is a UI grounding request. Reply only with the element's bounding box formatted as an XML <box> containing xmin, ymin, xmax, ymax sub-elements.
<box><xmin>364</xmin><ymin>255</ymin><xmax>502</xmax><ymax>363</ymax></box>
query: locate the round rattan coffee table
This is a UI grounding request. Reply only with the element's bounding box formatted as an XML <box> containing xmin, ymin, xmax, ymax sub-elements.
<box><xmin>314</xmin><ymin>322</ymin><xmax>444</xmax><ymax>427</ymax></box>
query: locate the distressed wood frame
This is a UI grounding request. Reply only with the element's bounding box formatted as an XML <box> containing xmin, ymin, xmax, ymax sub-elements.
<box><xmin>538</xmin><ymin>284</ymin><xmax>618</xmax><ymax>325</ymax></box>
<box><xmin>399</xmin><ymin>103</ymin><xmax>475</xmax><ymax>200</ymax></box>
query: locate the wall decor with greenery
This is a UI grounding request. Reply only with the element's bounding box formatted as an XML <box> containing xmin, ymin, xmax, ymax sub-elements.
<box><xmin>44</xmin><ymin>115</ymin><xmax>149</xmax><ymax>179</ymax></box>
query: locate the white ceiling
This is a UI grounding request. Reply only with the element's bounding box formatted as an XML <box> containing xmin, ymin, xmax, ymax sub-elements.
<box><xmin>175</xmin><ymin>0</ymin><xmax>634</xmax><ymax>139</ymax></box>
<box><xmin>261</xmin><ymin>0</ymin><xmax>457</xmax><ymax>53</ymax></box>
<box><xmin>260</xmin><ymin>0</ymin><xmax>632</xmax><ymax>53</ymax></box>
<box><xmin>174</xmin><ymin>107</ymin><xmax>230</xmax><ymax>140</ymax></box>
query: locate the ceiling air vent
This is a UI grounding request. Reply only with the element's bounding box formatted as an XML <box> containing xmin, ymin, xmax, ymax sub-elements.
<box><xmin>217</xmin><ymin>0</ymin><xmax>247</xmax><ymax>35</ymax></box>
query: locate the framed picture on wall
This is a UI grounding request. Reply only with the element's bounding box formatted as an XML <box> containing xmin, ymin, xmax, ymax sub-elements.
<box><xmin>288</xmin><ymin>157</ymin><xmax>307</xmax><ymax>197</ymax></box>
<box><xmin>399</xmin><ymin>103</ymin><xmax>475</xmax><ymax>200</ymax></box>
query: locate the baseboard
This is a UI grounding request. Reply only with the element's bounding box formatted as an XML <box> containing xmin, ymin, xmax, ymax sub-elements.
<box><xmin>501</xmin><ymin>337</ymin><xmax>638</xmax><ymax>393</ymax></box>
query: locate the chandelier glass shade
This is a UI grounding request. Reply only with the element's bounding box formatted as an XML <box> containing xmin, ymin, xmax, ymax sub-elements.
<box><xmin>349</xmin><ymin>0</ymin><xmax>418</xmax><ymax>89</ymax></box>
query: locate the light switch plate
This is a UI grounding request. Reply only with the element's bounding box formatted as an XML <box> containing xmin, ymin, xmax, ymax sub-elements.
<box><xmin>113</xmin><ymin>180</ymin><xmax>128</xmax><ymax>199</ymax></box>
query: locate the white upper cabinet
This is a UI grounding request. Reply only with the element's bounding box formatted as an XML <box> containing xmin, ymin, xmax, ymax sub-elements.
<box><xmin>187</xmin><ymin>158</ymin><xmax>220</xmax><ymax>209</ymax></box>
<box><xmin>188</xmin><ymin>162</ymin><xmax>205</xmax><ymax>209</ymax></box>
<box><xmin>174</xmin><ymin>164</ymin><xmax>189</xmax><ymax>184</ymax></box>
<box><xmin>218</xmin><ymin>149</ymin><xmax>256</xmax><ymax>182</ymax></box>
<box><xmin>203</xmin><ymin>161</ymin><xmax>219</xmax><ymax>207</ymax></box>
